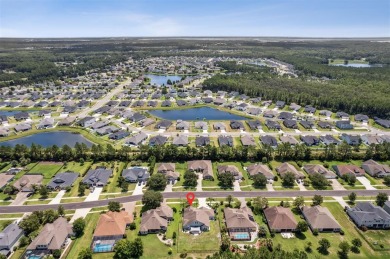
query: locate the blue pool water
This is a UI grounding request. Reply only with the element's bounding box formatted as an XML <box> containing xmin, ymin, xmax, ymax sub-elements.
<box><xmin>234</xmin><ymin>233</ymin><xmax>250</xmax><ymax>239</ymax></box>
<box><xmin>93</xmin><ymin>243</ymin><xmax>114</xmax><ymax>252</ymax></box>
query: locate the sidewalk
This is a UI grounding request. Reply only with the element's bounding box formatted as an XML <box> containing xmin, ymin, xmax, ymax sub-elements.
<box><xmin>49</xmin><ymin>190</ymin><xmax>66</xmax><ymax>205</ymax></box>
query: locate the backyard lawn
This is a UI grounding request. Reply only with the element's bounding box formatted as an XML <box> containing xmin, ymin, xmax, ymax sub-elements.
<box><xmin>27</xmin><ymin>161</ymin><xmax>64</xmax><ymax>184</ymax></box>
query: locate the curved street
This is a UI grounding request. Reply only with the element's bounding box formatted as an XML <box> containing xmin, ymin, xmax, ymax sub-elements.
<box><xmin>1</xmin><ymin>189</ymin><xmax>390</xmax><ymax>213</ymax></box>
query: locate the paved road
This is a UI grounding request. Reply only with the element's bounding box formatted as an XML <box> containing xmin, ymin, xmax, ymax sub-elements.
<box><xmin>1</xmin><ymin>190</ymin><xmax>389</xmax><ymax>213</ymax></box>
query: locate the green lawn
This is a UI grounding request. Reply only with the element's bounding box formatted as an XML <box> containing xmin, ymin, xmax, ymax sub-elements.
<box><xmin>66</xmin><ymin>213</ymin><xmax>100</xmax><ymax>259</ymax></box>
<box><xmin>106</xmin><ymin>161</ymin><xmax>127</xmax><ymax>193</ymax></box>
<box><xmin>27</xmin><ymin>162</ymin><xmax>64</xmax><ymax>184</ymax></box>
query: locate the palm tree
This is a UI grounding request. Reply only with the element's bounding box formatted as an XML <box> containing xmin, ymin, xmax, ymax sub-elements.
<box><xmin>226</xmin><ymin>195</ymin><xmax>233</xmax><ymax>207</ymax></box>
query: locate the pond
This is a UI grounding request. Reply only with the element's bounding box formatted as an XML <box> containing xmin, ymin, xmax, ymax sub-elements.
<box><xmin>0</xmin><ymin>131</ymin><xmax>93</xmax><ymax>147</ymax></box>
<box><xmin>148</xmin><ymin>107</ymin><xmax>249</xmax><ymax>120</ymax></box>
<box><xmin>329</xmin><ymin>63</ymin><xmax>383</xmax><ymax>68</ymax></box>
<box><xmin>0</xmin><ymin>110</ymin><xmax>40</xmax><ymax>116</ymax></box>
<box><xmin>145</xmin><ymin>74</ymin><xmax>182</xmax><ymax>86</ymax></box>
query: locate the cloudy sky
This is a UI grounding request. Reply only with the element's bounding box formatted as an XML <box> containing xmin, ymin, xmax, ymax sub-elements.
<box><xmin>0</xmin><ymin>0</ymin><xmax>389</xmax><ymax>37</ymax></box>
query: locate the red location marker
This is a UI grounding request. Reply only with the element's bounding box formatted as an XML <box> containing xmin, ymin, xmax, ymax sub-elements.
<box><xmin>186</xmin><ymin>192</ymin><xmax>195</xmax><ymax>206</ymax></box>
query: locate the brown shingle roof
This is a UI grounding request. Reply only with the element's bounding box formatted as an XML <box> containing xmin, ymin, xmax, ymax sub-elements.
<box><xmin>183</xmin><ymin>207</ymin><xmax>214</xmax><ymax>228</ymax></box>
<box><xmin>188</xmin><ymin>160</ymin><xmax>213</xmax><ymax>179</ymax></box>
<box><xmin>264</xmin><ymin>207</ymin><xmax>297</xmax><ymax>230</ymax></box>
<box><xmin>93</xmin><ymin>211</ymin><xmax>133</xmax><ymax>237</ymax></box>
<box><xmin>224</xmin><ymin>207</ymin><xmax>256</xmax><ymax>229</ymax></box>
<box><xmin>276</xmin><ymin>163</ymin><xmax>305</xmax><ymax>179</ymax></box>
<box><xmin>246</xmin><ymin>164</ymin><xmax>274</xmax><ymax>179</ymax></box>
<box><xmin>140</xmin><ymin>210</ymin><xmax>167</xmax><ymax>232</ymax></box>
<box><xmin>302</xmin><ymin>206</ymin><xmax>341</xmax><ymax>230</ymax></box>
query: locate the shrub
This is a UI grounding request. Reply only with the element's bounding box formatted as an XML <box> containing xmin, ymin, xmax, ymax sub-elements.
<box><xmin>273</xmin><ymin>175</ymin><xmax>278</xmax><ymax>181</ymax></box>
<box><xmin>340</xmin><ymin>229</ymin><xmax>345</xmax><ymax>235</ymax></box>
<box><xmin>179</xmin><ymin>253</ymin><xmax>187</xmax><ymax>258</ymax></box>
<box><xmin>360</xmin><ymin>226</ymin><xmax>368</xmax><ymax>232</ymax></box>
<box><xmin>313</xmin><ymin>229</ymin><xmax>319</xmax><ymax>236</ymax></box>
<box><xmin>323</xmin><ymin>163</ymin><xmax>329</xmax><ymax>168</ymax></box>
<box><xmin>168</xmin><ymin>248</ymin><xmax>173</xmax><ymax>255</ymax></box>
<box><xmin>129</xmin><ymin>222</ymin><xmax>136</xmax><ymax>230</ymax></box>
<box><xmin>297</xmin><ymin>161</ymin><xmax>303</xmax><ymax>167</ymax></box>
<box><xmin>173</xmin><ymin>207</ymin><xmax>177</xmax><ymax>213</ymax></box>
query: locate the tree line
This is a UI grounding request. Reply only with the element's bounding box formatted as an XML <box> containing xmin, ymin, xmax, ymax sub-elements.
<box><xmin>1</xmin><ymin>141</ymin><xmax>390</xmax><ymax>164</ymax></box>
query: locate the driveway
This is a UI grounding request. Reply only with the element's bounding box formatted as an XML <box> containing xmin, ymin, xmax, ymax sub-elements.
<box><xmin>133</xmin><ymin>182</ymin><xmax>145</xmax><ymax>195</ymax></box>
<box><xmin>357</xmin><ymin>176</ymin><xmax>376</xmax><ymax>190</ymax></box>
<box><xmin>297</xmin><ymin>181</ymin><xmax>307</xmax><ymax>191</ymax></box>
<box><xmin>333</xmin><ymin>196</ymin><xmax>349</xmax><ymax>208</ymax></box>
<box><xmin>49</xmin><ymin>190</ymin><xmax>66</xmax><ymax>205</ymax></box>
<box><xmin>196</xmin><ymin>174</ymin><xmax>203</xmax><ymax>192</ymax></box>
<box><xmin>10</xmin><ymin>193</ymin><xmax>29</xmax><ymax>206</ymax></box>
<box><xmin>330</xmin><ymin>179</ymin><xmax>346</xmax><ymax>190</ymax></box>
<box><xmin>266</xmin><ymin>183</ymin><xmax>275</xmax><ymax>191</ymax></box>
<box><xmin>233</xmin><ymin>180</ymin><xmax>241</xmax><ymax>192</ymax></box>
<box><xmin>70</xmin><ymin>187</ymin><xmax>103</xmax><ymax>223</ymax></box>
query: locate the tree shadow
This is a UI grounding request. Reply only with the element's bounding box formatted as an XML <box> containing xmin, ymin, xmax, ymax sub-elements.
<box><xmin>317</xmin><ymin>247</ymin><xmax>329</xmax><ymax>256</ymax></box>
<box><xmin>295</xmin><ymin>232</ymin><xmax>307</xmax><ymax>240</ymax></box>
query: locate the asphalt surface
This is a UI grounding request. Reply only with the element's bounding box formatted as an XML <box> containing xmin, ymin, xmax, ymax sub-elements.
<box><xmin>1</xmin><ymin>190</ymin><xmax>390</xmax><ymax>213</ymax></box>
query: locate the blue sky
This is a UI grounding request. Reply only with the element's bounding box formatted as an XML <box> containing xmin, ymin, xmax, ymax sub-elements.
<box><xmin>0</xmin><ymin>0</ymin><xmax>389</xmax><ymax>37</ymax></box>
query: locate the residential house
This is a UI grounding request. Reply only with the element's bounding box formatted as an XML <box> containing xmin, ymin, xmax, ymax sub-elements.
<box><xmin>361</xmin><ymin>134</ymin><xmax>384</xmax><ymax>145</ymax></box>
<box><xmin>289</xmin><ymin>103</ymin><xmax>301</xmax><ymax>111</ymax></box>
<box><xmin>246</xmin><ymin>120</ymin><xmax>261</xmax><ymax>130</ymax></box>
<box><xmin>346</xmin><ymin>202</ymin><xmax>390</xmax><ymax>228</ymax></box>
<box><xmin>194</xmin><ymin>121</ymin><xmax>208</xmax><ymax>130</ymax></box>
<box><xmin>283</xmin><ymin>119</ymin><xmax>298</xmax><ymax>129</ymax></box>
<box><xmin>300</xmin><ymin>121</ymin><xmax>314</xmax><ymax>129</ymax></box>
<box><xmin>279</xmin><ymin>135</ymin><xmax>299</xmax><ymax>145</ymax></box>
<box><xmin>0</xmin><ymin>223</ymin><xmax>23</xmax><ymax>257</ymax></box>
<box><xmin>276</xmin><ymin>162</ymin><xmax>305</xmax><ymax>179</ymax></box>
<box><xmin>375</xmin><ymin>118</ymin><xmax>390</xmax><ymax>128</ymax></box>
<box><xmin>58</xmin><ymin>117</ymin><xmax>76</xmax><ymax>126</ymax></box>
<box><xmin>122</xmin><ymin>167</ymin><xmax>150</xmax><ymax>183</ymax></box>
<box><xmin>278</xmin><ymin>112</ymin><xmax>293</xmax><ymax>120</ymax></box>
<box><xmin>300</xmin><ymin>135</ymin><xmax>320</xmax><ymax>146</ymax></box>
<box><xmin>77</xmin><ymin>117</ymin><xmax>96</xmax><ymax>127</ymax></box>
<box><xmin>355</xmin><ymin>114</ymin><xmax>369</xmax><ymax>123</ymax></box>
<box><xmin>265</xmin><ymin>120</ymin><xmax>281</xmax><ymax>130</ymax></box>
<box><xmin>301</xmin><ymin>206</ymin><xmax>341</xmax><ymax>232</ymax></box>
<box><xmin>149</xmin><ymin>135</ymin><xmax>168</xmax><ymax>146</ymax></box>
<box><xmin>129</xmin><ymin>113</ymin><xmax>146</xmax><ymax>123</ymax></box>
<box><xmin>155</xmin><ymin>120</ymin><xmax>172</xmax><ymax>130</ymax></box>
<box><xmin>263</xmin><ymin>110</ymin><xmax>278</xmax><ymax>118</ymax></box>
<box><xmin>260</xmin><ymin>135</ymin><xmax>278</xmax><ymax>147</ymax></box>
<box><xmin>13</xmin><ymin>174</ymin><xmax>43</xmax><ymax>192</ymax></box>
<box><xmin>275</xmin><ymin>101</ymin><xmax>285</xmax><ymax>109</ymax></box>
<box><xmin>195</xmin><ymin>136</ymin><xmax>210</xmax><ymax>146</ymax></box>
<box><xmin>318</xmin><ymin>121</ymin><xmax>334</xmax><ymax>129</ymax></box>
<box><xmin>157</xmin><ymin>163</ymin><xmax>180</xmax><ymax>182</ymax></box>
<box><xmin>332</xmin><ymin>165</ymin><xmax>365</xmax><ymax>178</ymax></box>
<box><xmin>0</xmin><ymin>174</ymin><xmax>15</xmax><ymax>190</ymax></box>
<box><xmin>109</xmin><ymin>130</ymin><xmax>130</xmax><ymax>140</ymax></box>
<box><xmin>247</xmin><ymin>107</ymin><xmax>262</xmax><ymax>115</ymax></box>
<box><xmin>126</xmin><ymin>132</ymin><xmax>148</xmax><ymax>146</ymax></box>
<box><xmin>91</xmin><ymin>211</ymin><xmax>133</xmax><ymax>252</ymax></box>
<box><xmin>303</xmin><ymin>164</ymin><xmax>337</xmax><ymax>179</ymax></box>
<box><xmin>217</xmin><ymin>165</ymin><xmax>242</xmax><ymax>180</ymax></box>
<box><xmin>336</xmin><ymin>120</ymin><xmax>353</xmax><ymax>130</ymax></box>
<box><xmin>183</xmin><ymin>207</ymin><xmax>215</xmax><ymax>234</ymax></box>
<box><xmin>340</xmin><ymin>134</ymin><xmax>361</xmax><ymax>145</ymax></box>
<box><xmin>14</xmin><ymin>112</ymin><xmax>29</xmax><ymax>121</ymax></box>
<box><xmin>241</xmin><ymin>135</ymin><xmax>256</xmax><ymax>146</ymax></box>
<box><xmin>304</xmin><ymin>105</ymin><xmax>316</xmax><ymax>114</ymax></box>
<box><xmin>47</xmin><ymin>172</ymin><xmax>78</xmax><ymax>190</ymax></box>
<box><xmin>362</xmin><ymin>160</ymin><xmax>390</xmax><ymax>178</ymax></box>
<box><xmin>230</xmin><ymin>121</ymin><xmax>245</xmax><ymax>130</ymax></box>
<box><xmin>139</xmin><ymin>206</ymin><xmax>173</xmax><ymax>235</ymax></box>
<box><xmin>264</xmin><ymin>207</ymin><xmax>297</xmax><ymax>232</ymax></box>
<box><xmin>26</xmin><ymin>217</ymin><xmax>73</xmax><ymax>258</ymax></box>
<box><xmin>14</xmin><ymin>123</ymin><xmax>32</xmax><ymax>132</ymax></box>
<box><xmin>246</xmin><ymin>164</ymin><xmax>274</xmax><ymax>180</ymax></box>
<box><xmin>213</xmin><ymin>122</ymin><xmax>226</xmax><ymax>130</ymax></box>
<box><xmin>224</xmin><ymin>207</ymin><xmax>257</xmax><ymax>240</ymax></box>
<box><xmin>320</xmin><ymin>135</ymin><xmax>340</xmax><ymax>145</ymax></box>
<box><xmin>319</xmin><ymin>110</ymin><xmax>332</xmax><ymax>117</ymax></box>
<box><xmin>82</xmin><ymin>168</ymin><xmax>113</xmax><ymax>187</ymax></box>
<box><xmin>173</xmin><ymin>135</ymin><xmax>189</xmax><ymax>146</ymax></box>
<box><xmin>176</xmin><ymin>120</ymin><xmax>190</xmax><ymax>130</ymax></box>
<box><xmin>139</xmin><ymin>118</ymin><xmax>155</xmax><ymax>127</ymax></box>
<box><xmin>188</xmin><ymin>160</ymin><xmax>213</xmax><ymax>180</ymax></box>
<box><xmin>218</xmin><ymin>135</ymin><xmax>233</xmax><ymax>147</ymax></box>
<box><xmin>336</xmin><ymin>112</ymin><xmax>350</xmax><ymax>120</ymax></box>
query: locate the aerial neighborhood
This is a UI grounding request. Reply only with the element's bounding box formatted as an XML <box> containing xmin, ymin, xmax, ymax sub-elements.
<box><xmin>0</xmin><ymin>40</ymin><xmax>389</xmax><ymax>259</ymax></box>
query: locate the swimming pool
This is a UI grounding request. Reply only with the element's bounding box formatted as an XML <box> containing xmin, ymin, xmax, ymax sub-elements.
<box><xmin>93</xmin><ymin>243</ymin><xmax>114</xmax><ymax>252</ymax></box>
<box><xmin>234</xmin><ymin>233</ymin><xmax>250</xmax><ymax>240</ymax></box>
